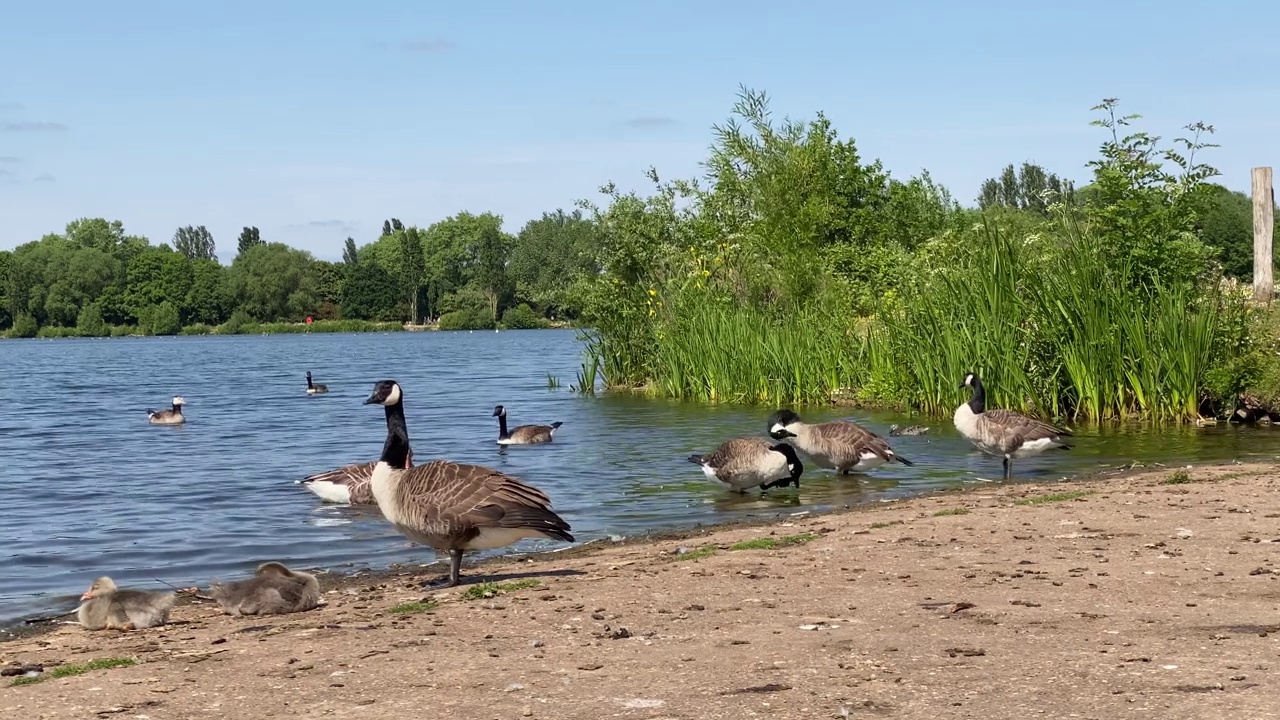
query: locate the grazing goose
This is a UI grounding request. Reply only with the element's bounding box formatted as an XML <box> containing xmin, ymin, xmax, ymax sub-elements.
<box><xmin>297</xmin><ymin>449</ymin><xmax>413</xmax><ymax>505</ymax></box>
<box><xmin>365</xmin><ymin>380</ymin><xmax>575</xmax><ymax>588</ymax></box>
<box><xmin>305</xmin><ymin>371</ymin><xmax>328</xmax><ymax>395</ymax></box>
<box><xmin>687</xmin><ymin>437</ymin><xmax>804</xmax><ymax>494</ymax></box>
<box><xmin>954</xmin><ymin>372</ymin><xmax>1072</xmax><ymax>479</ymax></box>
<box><xmin>209</xmin><ymin>562</ymin><xmax>321</xmax><ymax>616</ymax></box>
<box><xmin>76</xmin><ymin>577</ymin><xmax>174</xmax><ymax>631</ymax></box>
<box><xmin>767</xmin><ymin>409</ymin><xmax>913</xmax><ymax>474</ymax></box>
<box><xmin>889</xmin><ymin>424</ymin><xmax>930</xmax><ymax>437</ymax></box>
<box><xmin>492</xmin><ymin>405</ymin><xmax>563</xmax><ymax>445</ymax></box>
<box><xmin>146</xmin><ymin>396</ymin><xmax>186</xmax><ymax>425</ymax></box>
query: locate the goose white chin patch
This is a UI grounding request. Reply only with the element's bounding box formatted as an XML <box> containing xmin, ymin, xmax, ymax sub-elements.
<box><xmin>384</xmin><ymin>384</ymin><xmax>401</xmax><ymax>406</ymax></box>
<box><xmin>699</xmin><ymin>464</ymin><xmax>719</xmax><ymax>479</ymax></box>
<box><xmin>769</xmin><ymin>423</ymin><xmax>786</xmax><ymax>434</ymax></box>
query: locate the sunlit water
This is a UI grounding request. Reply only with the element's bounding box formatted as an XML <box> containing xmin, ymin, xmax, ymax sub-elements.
<box><xmin>3</xmin><ymin>328</ymin><xmax>1280</xmax><ymax>624</ymax></box>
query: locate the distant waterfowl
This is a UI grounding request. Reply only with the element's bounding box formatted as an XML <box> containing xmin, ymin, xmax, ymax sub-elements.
<box><xmin>954</xmin><ymin>372</ymin><xmax>1072</xmax><ymax>480</ymax></box>
<box><xmin>146</xmin><ymin>396</ymin><xmax>186</xmax><ymax>425</ymax></box>
<box><xmin>492</xmin><ymin>405</ymin><xmax>563</xmax><ymax>445</ymax></box>
<box><xmin>687</xmin><ymin>437</ymin><xmax>804</xmax><ymax>494</ymax></box>
<box><xmin>767</xmin><ymin>409</ymin><xmax>913</xmax><ymax>474</ymax></box>
<box><xmin>365</xmin><ymin>380</ymin><xmax>574</xmax><ymax>588</ymax></box>
<box><xmin>297</xmin><ymin>450</ymin><xmax>413</xmax><ymax>505</ymax></box>
<box><xmin>209</xmin><ymin>562</ymin><xmax>321</xmax><ymax>616</ymax></box>
<box><xmin>305</xmin><ymin>371</ymin><xmax>328</xmax><ymax>395</ymax></box>
<box><xmin>76</xmin><ymin>577</ymin><xmax>174</xmax><ymax>631</ymax></box>
<box><xmin>888</xmin><ymin>424</ymin><xmax>930</xmax><ymax>437</ymax></box>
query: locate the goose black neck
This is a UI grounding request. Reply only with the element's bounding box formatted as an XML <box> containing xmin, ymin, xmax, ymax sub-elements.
<box><xmin>172</xmin><ymin>402</ymin><xmax>181</xmax><ymax>412</ymax></box>
<box><xmin>497</xmin><ymin>413</ymin><xmax>509</xmax><ymax>439</ymax></box>
<box><xmin>967</xmin><ymin>379</ymin><xmax>986</xmax><ymax>414</ymax></box>
<box><xmin>789</xmin><ymin>456</ymin><xmax>804</xmax><ymax>482</ymax></box>
<box><xmin>306</xmin><ymin>376</ymin><xmax>314</xmax><ymax>389</ymax></box>
<box><xmin>380</xmin><ymin>402</ymin><xmax>412</xmax><ymax>469</ymax></box>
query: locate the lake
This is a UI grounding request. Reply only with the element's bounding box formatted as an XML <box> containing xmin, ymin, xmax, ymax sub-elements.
<box><xmin>3</xmin><ymin>328</ymin><xmax>1280</xmax><ymax>625</ymax></box>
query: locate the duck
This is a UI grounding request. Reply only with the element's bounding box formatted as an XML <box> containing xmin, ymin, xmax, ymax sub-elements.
<box><xmin>767</xmin><ymin>409</ymin><xmax>913</xmax><ymax>474</ymax></box>
<box><xmin>364</xmin><ymin>380</ymin><xmax>575</xmax><ymax>588</ymax></box>
<box><xmin>888</xmin><ymin>424</ymin><xmax>930</xmax><ymax>436</ymax></box>
<box><xmin>146</xmin><ymin>396</ymin><xmax>186</xmax><ymax>425</ymax></box>
<box><xmin>492</xmin><ymin>405</ymin><xmax>563</xmax><ymax>445</ymax></box>
<box><xmin>687</xmin><ymin>437</ymin><xmax>804</xmax><ymax>494</ymax></box>
<box><xmin>76</xmin><ymin>577</ymin><xmax>175</xmax><ymax>631</ymax></box>
<box><xmin>296</xmin><ymin>450</ymin><xmax>413</xmax><ymax>505</ymax></box>
<box><xmin>305</xmin><ymin>371</ymin><xmax>328</xmax><ymax>395</ymax></box>
<box><xmin>209</xmin><ymin>562</ymin><xmax>321</xmax><ymax>616</ymax></box>
<box><xmin>954</xmin><ymin>372</ymin><xmax>1072</xmax><ymax>479</ymax></box>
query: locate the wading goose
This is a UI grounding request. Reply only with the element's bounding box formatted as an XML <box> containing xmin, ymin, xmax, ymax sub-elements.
<box><xmin>146</xmin><ymin>396</ymin><xmax>186</xmax><ymax>425</ymax></box>
<box><xmin>492</xmin><ymin>405</ymin><xmax>563</xmax><ymax>445</ymax></box>
<box><xmin>305</xmin><ymin>371</ymin><xmax>328</xmax><ymax>395</ymax></box>
<box><xmin>209</xmin><ymin>562</ymin><xmax>321</xmax><ymax>616</ymax></box>
<box><xmin>364</xmin><ymin>380</ymin><xmax>574</xmax><ymax>588</ymax></box>
<box><xmin>954</xmin><ymin>372</ymin><xmax>1072</xmax><ymax>479</ymax></box>
<box><xmin>297</xmin><ymin>449</ymin><xmax>413</xmax><ymax>505</ymax></box>
<box><xmin>76</xmin><ymin>577</ymin><xmax>175</xmax><ymax>631</ymax></box>
<box><xmin>687</xmin><ymin>437</ymin><xmax>804</xmax><ymax>494</ymax></box>
<box><xmin>767</xmin><ymin>409</ymin><xmax>913</xmax><ymax>474</ymax></box>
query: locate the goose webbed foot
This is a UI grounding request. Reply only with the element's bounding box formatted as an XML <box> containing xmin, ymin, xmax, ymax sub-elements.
<box><xmin>424</xmin><ymin>548</ymin><xmax>465</xmax><ymax>588</ymax></box>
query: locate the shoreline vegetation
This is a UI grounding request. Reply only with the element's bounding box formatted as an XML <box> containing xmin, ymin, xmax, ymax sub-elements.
<box><xmin>4</xmin><ymin>461</ymin><xmax>1278</xmax><ymax>717</ymax></box>
<box><xmin>0</xmin><ymin>318</ymin><xmax>576</xmax><ymax>339</ymax></box>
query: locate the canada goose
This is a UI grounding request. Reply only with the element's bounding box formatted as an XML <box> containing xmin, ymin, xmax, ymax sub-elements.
<box><xmin>889</xmin><ymin>424</ymin><xmax>930</xmax><ymax>437</ymax></box>
<box><xmin>364</xmin><ymin>380</ymin><xmax>574</xmax><ymax>588</ymax></box>
<box><xmin>146</xmin><ymin>396</ymin><xmax>186</xmax><ymax>425</ymax></box>
<box><xmin>492</xmin><ymin>405</ymin><xmax>563</xmax><ymax>445</ymax></box>
<box><xmin>1231</xmin><ymin>407</ymin><xmax>1268</xmax><ymax>424</ymax></box>
<box><xmin>209</xmin><ymin>562</ymin><xmax>321</xmax><ymax>616</ymax></box>
<box><xmin>954</xmin><ymin>372</ymin><xmax>1072</xmax><ymax>479</ymax></box>
<box><xmin>76</xmin><ymin>577</ymin><xmax>175</xmax><ymax>631</ymax></box>
<box><xmin>767</xmin><ymin>409</ymin><xmax>913</xmax><ymax>474</ymax></box>
<box><xmin>305</xmin><ymin>371</ymin><xmax>328</xmax><ymax>395</ymax></box>
<box><xmin>687</xmin><ymin>437</ymin><xmax>804</xmax><ymax>494</ymax></box>
<box><xmin>297</xmin><ymin>450</ymin><xmax>413</xmax><ymax>505</ymax></box>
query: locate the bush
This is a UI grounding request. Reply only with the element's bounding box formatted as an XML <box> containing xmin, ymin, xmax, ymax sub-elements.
<box><xmin>219</xmin><ymin>309</ymin><xmax>254</xmax><ymax>335</ymax></box>
<box><xmin>77</xmin><ymin>304</ymin><xmax>109</xmax><ymax>337</ymax></box>
<box><xmin>438</xmin><ymin>308</ymin><xmax>496</xmax><ymax>331</ymax></box>
<box><xmin>9</xmin><ymin>314</ymin><xmax>38</xmax><ymax>338</ymax></box>
<box><xmin>500</xmin><ymin>303</ymin><xmax>550</xmax><ymax>329</ymax></box>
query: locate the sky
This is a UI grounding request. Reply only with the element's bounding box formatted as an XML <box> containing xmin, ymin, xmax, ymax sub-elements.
<box><xmin>1</xmin><ymin>0</ymin><xmax>1276</xmax><ymax>262</ymax></box>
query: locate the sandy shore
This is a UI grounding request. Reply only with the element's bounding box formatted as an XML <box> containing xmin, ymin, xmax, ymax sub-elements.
<box><xmin>3</xmin><ymin>463</ymin><xmax>1278</xmax><ymax>720</ymax></box>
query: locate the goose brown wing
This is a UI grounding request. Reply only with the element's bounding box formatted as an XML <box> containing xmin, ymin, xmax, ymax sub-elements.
<box><xmin>510</xmin><ymin>425</ymin><xmax>554</xmax><ymax>443</ymax></box>
<box><xmin>816</xmin><ymin>421</ymin><xmax>895</xmax><ymax>463</ymax></box>
<box><xmin>982</xmin><ymin>409</ymin><xmax>1071</xmax><ymax>441</ymax></box>
<box><xmin>303</xmin><ymin>462</ymin><xmax>375</xmax><ymax>485</ymax></box>
<box><xmin>394</xmin><ymin>460</ymin><xmax>571</xmax><ymax>541</ymax></box>
<box><xmin>705</xmin><ymin>437</ymin><xmax>772</xmax><ymax>469</ymax></box>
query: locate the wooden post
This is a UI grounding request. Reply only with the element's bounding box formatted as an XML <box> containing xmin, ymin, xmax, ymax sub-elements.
<box><xmin>1254</xmin><ymin>166</ymin><xmax>1274</xmax><ymax>303</ymax></box>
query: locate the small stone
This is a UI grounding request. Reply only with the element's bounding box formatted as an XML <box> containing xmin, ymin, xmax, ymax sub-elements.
<box><xmin>522</xmin><ymin>707</ymin><xmax>533</xmax><ymax>717</ymax></box>
<box><xmin>530</xmin><ymin>640</ymin><xmax>544</xmax><ymax>648</ymax></box>
<box><xmin>578</xmin><ymin>663</ymin><xmax>604</xmax><ymax>671</ymax></box>
<box><xmin>210</xmin><ymin>638</ymin><xmax>226</xmax><ymax>645</ymax></box>
<box><xmin>591</xmin><ymin>613</ymin><xmax>605</xmax><ymax>620</ymax></box>
<box><xmin>505</xmin><ymin>683</ymin><xmax>524</xmax><ymax>692</ymax></box>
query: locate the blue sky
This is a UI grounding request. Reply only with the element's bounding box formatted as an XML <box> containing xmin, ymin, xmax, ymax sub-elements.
<box><xmin>1</xmin><ymin>0</ymin><xmax>1275</xmax><ymax>262</ymax></box>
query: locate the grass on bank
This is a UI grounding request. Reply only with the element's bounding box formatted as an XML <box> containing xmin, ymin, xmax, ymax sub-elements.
<box><xmin>388</xmin><ymin>600</ymin><xmax>439</xmax><ymax>614</ymax></box>
<box><xmin>1014</xmin><ymin>490</ymin><xmax>1094</xmax><ymax>505</ymax></box>
<box><xmin>460</xmin><ymin>579</ymin><xmax>541</xmax><ymax>601</ymax></box>
<box><xmin>10</xmin><ymin>657</ymin><xmax>136</xmax><ymax>687</ymax></box>
<box><xmin>728</xmin><ymin>532</ymin><xmax>819</xmax><ymax>551</ymax></box>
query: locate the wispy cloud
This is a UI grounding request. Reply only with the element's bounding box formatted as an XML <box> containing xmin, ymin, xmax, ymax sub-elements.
<box><xmin>402</xmin><ymin>38</ymin><xmax>457</xmax><ymax>54</ymax></box>
<box><xmin>2</xmin><ymin>121</ymin><xmax>68</xmax><ymax>132</ymax></box>
<box><xmin>287</xmin><ymin>219</ymin><xmax>361</xmax><ymax>234</ymax></box>
<box><xmin>0</xmin><ymin>156</ymin><xmax>19</xmax><ymax>163</ymax></box>
<box><xmin>0</xmin><ymin>169</ymin><xmax>16</xmax><ymax>184</ymax></box>
<box><xmin>623</xmin><ymin>116</ymin><xmax>677</xmax><ymax>129</ymax></box>
<box><xmin>33</xmin><ymin>173</ymin><xmax>55</xmax><ymax>183</ymax></box>
<box><xmin>0</xmin><ymin>103</ymin><xmax>21</xmax><ymax>111</ymax></box>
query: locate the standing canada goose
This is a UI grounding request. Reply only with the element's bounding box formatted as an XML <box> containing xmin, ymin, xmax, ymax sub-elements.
<box><xmin>364</xmin><ymin>380</ymin><xmax>574</xmax><ymax>588</ymax></box>
<box><xmin>889</xmin><ymin>424</ymin><xmax>930</xmax><ymax>437</ymax></box>
<box><xmin>76</xmin><ymin>577</ymin><xmax>175</xmax><ymax>631</ymax></box>
<box><xmin>687</xmin><ymin>437</ymin><xmax>804</xmax><ymax>494</ymax></box>
<box><xmin>296</xmin><ymin>450</ymin><xmax>413</xmax><ymax>505</ymax></box>
<box><xmin>492</xmin><ymin>405</ymin><xmax>563</xmax><ymax>445</ymax></box>
<box><xmin>146</xmin><ymin>396</ymin><xmax>186</xmax><ymax>425</ymax></box>
<box><xmin>305</xmin><ymin>371</ymin><xmax>328</xmax><ymax>395</ymax></box>
<box><xmin>954</xmin><ymin>372</ymin><xmax>1072</xmax><ymax>479</ymax></box>
<box><xmin>209</xmin><ymin>562</ymin><xmax>321</xmax><ymax>616</ymax></box>
<box><xmin>767</xmin><ymin>409</ymin><xmax>913</xmax><ymax>474</ymax></box>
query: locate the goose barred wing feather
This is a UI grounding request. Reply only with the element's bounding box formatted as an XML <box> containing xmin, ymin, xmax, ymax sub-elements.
<box><xmin>394</xmin><ymin>460</ymin><xmax>572</xmax><ymax>542</ymax></box>
<box><xmin>303</xmin><ymin>462</ymin><xmax>376</xmax><ymax>485</ymax></box>
<box><xmin>510</xmin><ymin>424</ymin><xmax>555</xmax><ymax>443</ymax></box>
<box><xmin>705</xmin><ymin>437</ymin><xmax>773</xmax><ymax>474</ymax></box>
<box><xmin>816</xmin><ymin>421</ymin><xmax>898</xmax><ymax>464</ymax></box>
<box><xmin>980</xmin><ymin>409</ymin><xmax>1071</xmax><ymax>451</ymax></box>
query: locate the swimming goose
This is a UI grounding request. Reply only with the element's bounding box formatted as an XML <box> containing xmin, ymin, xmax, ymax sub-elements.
<box><xmin>305</xmin><ymin>371</ymin><xmax>328</xmax><ymax>395</ymax></box>
<box><xmin>954</xmin><ymin>372</ymin><xmax>1072</xmax><ymax>479</ymax></box>
<box><xmin>492</xmin><ymin>405</ymin><xmax>562</xmax><ymax>445</ymax></box>
<box><xmin>209</xmin><ymin>562</ymin><xmax>321</xmax><ymax>616</ymax></box>
<box><xmin>297</xmin><ymin>449</ymin><xmax>414</xmax><ymax>505</ymax></box>
<box><xmin>364</xmin><ymin>380</ymin><xmax>575</xmax><ymax>588</ymax></box>
<box><xmin>767</xmin><ymin>409</ymin><xmax>913</xmax><ymax>474</ymax></box>
<box><xmin>889</xmin><ymin>424</ymin><xmax>930</xmax><ymax>436</ymax></box>
<box><xmin>687</xmin><ymin>437</ymin><xmax>804</xmax><ymax>493</ymax></box>
<box><xmin>76</xmin><ymin>577</ymin><xmax>175</xmax><ymax>631</ymax></box>
<box><xmin>146</xmin><ymin>396</ymin><xmax>186</xmax><ymax>425</ymax></box>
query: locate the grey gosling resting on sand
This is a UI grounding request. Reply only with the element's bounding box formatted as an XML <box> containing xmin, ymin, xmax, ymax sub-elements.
<box><xmin>297</xmin><ymin>449</ymin><xmax>413</xmax><ymax>505</ymax></box>
<box><xmin>305</xmin><ymin>371</ymin><xmax>328</xmax><ymax>395</ymax></box>
<box><xmin>365</xmin><ymin>380</ymin><xmax>575</xmax><ymax>588</ymax></box>
<box><xmin>209</xmin><ymin>562</ymin><xmax>321</xmax><ymax>616</ymax></box>
<box><xmin>492</xmin><ymin>405</ymin><xmax>563</xmax><ymax>445</ymax></box>
<box><xmin>687</xmin><ymin>437</ymin><xmax>804</xmax><ymax>494</ymax></box>
<box><xmin>76</xmin><ymin>577</ymin><xmax>175</xmax><ymax>631</ymax></box>
<box><xmin>146</xmin><ymin>396</ymin><xmax>186</xmax><ymax>425</ymax></box>
<box><xmin>767</xmin><ymin>409</ymin><xmax>913</xmax><ymax>474</ymax></box>
<box><xmin>953</xmin><ymin>372</ymin><xmax>1072</xmax><ymax>479</ymax></box>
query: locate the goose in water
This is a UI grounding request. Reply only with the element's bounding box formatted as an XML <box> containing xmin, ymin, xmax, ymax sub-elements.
<box><xmin>492</xmin><ymin>405</ymin><xmax>563</xmax><ymax>445</ymax></box>
<box><xmin>76</xmin><ymin>577</ymin><xmax>174</xmax><ymax>631</ymax></box>
<box><xmin>305</xmin><ymin>371</ymin><xmax>328</xmax><ymax>395</ymax></box>
<box><xmin>296</xmin><ymin>449</ymin><xmax>413</xmax><ymax>505</ymax></box>
<box><xmin>209</xmin><ymin>562</ymin><xmax>321</xmax><ymax>616</ymax></box>
<box><xmin>146</xmin><ymin>396</ymin><xmax>186</xmax><ymax>425</ymax></box>
<box><xmin>365</xmin><ymin>380</ymin><xmax>574</xmax><ymax>588</ymax></box>
<box><xmin>888</xmin><ymin>424</ymin><xmax>930</xmax><ymax>437</ymax></box>
<box><xmin>767</xmin><ymin>409</ymin><xmax>913</xmax><ymax>474</ymax></box>
<box><xmin>954</xmin><ymin>372</ymin><xmax>1072</xmax><ymax>479</ymax></box>
<box><xmin>687</xmin><ymin>437</ymin><xmax>804</xmax><ymax>494</ymax></box>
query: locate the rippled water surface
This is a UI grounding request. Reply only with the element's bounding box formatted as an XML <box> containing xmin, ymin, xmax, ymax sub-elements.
<box><xmin>4</xmin><ymin>329</ymin><xmax>1280</xmax><ymax>624</ymax></box>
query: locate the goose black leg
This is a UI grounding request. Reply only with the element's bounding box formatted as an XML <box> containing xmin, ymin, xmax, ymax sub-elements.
<box><xmin>425</xmin><ymin>548</ymin><xmax>464</xmax><ymax>588</ymax></box>
<box><xmin>1002</xmin><ymin>457</ymin><xmax>1012</xmax><ymax>480</ymax></box>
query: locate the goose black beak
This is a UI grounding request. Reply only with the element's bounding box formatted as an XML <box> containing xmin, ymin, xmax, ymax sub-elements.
<box><xmin>362</xmin><ymin>394</ymin><xmax>378</xmax><ymax>405</ymax></box>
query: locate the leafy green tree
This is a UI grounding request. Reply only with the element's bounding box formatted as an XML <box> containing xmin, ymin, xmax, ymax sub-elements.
<box><xmin>236</xmin><ymin>226</ymin><xmax>263</xmax><ymax>257</ymax></box>
<box><xmin>342</xmin><ymin>237</ymin><xmax>359</xmax><ymax>266</ymax></box>
<box><xmin>510</xmin><ymin>209</ymin><xmax>600</xmax><ymax>316</ymax></box>
<box><xmin>397</xmin><ymin>228</ymin><xmax>425</xmax><ymax>322</ymax></box>
<box><xmin>124</xmin><ymin>246</ymin><xmax>192</xmax><ymax>322</ymax></box>
<box><xmin>173</xmin><ymin>225</ymin><xmax>217</xmax><ymax>261</ymax></box>
<box><xmin>185</xmin><ymin>258</ymin><xmax>233</xmax><ymax>325</ymax></box>
<box><xmin>228</xmin><ymin>242</ymin><xmax>318</xmax><ymax>321</ymax></box>
<box><xmin>76</xmin><ymin>303</ymin><xmax>108</xmax><ymax>337</ymax></box>
<box><xmin>10</xmin><ymin>313</ymin><xmax>38</xmax><ymax>338</ymax></box>
<box><xmin>0</xmin><ymin>249</ymin><xmax>11</xmax><ymax>329</ymax></box>
<box><xmin>340</xmin><ymin>260</ymin><xmax>401</xmax><ymax>320</ymax></box>
<box><xmin>1191</xmin><ymin>183</ymin><xmax>1280</xmax><ymax>281</ymax></box>
<box><xmin>977</xmin><ymin>162</ymin><xmax>1077</xmax><ymax>215</ymax></box>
